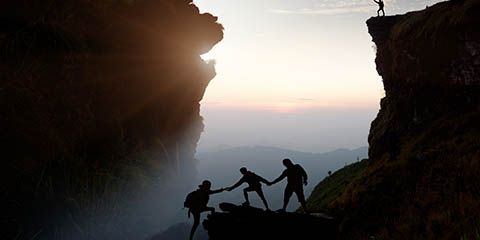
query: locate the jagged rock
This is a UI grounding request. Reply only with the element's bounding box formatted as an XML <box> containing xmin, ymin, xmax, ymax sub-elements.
<box><xmin>203</xmin><ymin>203</ymin><xmax>337</xmax><ymax>240</ymax></box>
<box><xmin>314</xmin><ymin>0</ymin><xmax>480</xmax><ymax>238</ymax></box>
<box><xmin>0</xmin><ymin>1</ymin><xmax>223</xmax><ymax>239</ymax></box>
<box><xmin>366</xmin><ymin>16</ymin><xmax>402</xmax><ymax>44</ymax></box>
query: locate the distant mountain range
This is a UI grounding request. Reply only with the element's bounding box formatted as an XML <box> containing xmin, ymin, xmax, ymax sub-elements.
<box><xmin>195</xmin><ymin>146</ymin><xmax>368</xmax><ymax>211</ymax></box>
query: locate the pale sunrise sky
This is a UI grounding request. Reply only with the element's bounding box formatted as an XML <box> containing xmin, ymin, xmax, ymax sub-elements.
<box><xmin>195</xmin><ymin>0</ymin><xmax>443</xmax><ymax>153</ymax></box>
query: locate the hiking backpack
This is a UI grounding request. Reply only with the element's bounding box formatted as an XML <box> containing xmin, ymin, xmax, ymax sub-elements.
<box><xmin>184</xmin><ymin>190</ymin><xmax>200</xmax><ymax>209</ymax></box>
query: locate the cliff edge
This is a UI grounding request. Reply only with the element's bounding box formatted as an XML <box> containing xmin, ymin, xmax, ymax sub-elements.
<box><xmin>318</xmin><ymin>0</ymin><xmax>480</xmax><ymax>238</ymax></box>
<box><xmin>203</xmin><ymin>203</ymin><xmax>337</xmax><ymax>240</ymax></box>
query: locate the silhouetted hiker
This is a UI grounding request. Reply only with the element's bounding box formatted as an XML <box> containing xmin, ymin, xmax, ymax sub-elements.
<box><xmin>184</xmin><ymin>180</ymin><xmax>225</xmax><ymax>240</ymax></box>
<box><xmin>270</xmin><ymin>159</ymin><xmax>309</xmax><ymax>213</ymax></box>
<box><xmin>227</xmin><ymin>167</ymin><xmax>270</xmax><ymax>210</ymax></box>
<box><xmin>373</xmin><ymin>0</ymin><xmax>385</xmax><ymax>17</ymax></box>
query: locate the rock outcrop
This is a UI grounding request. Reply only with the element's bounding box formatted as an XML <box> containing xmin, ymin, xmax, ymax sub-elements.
<box><xmin>317</xmin><ymin>0</ymin><xmax>480</xmax><ymax>239</ymax></box>
<box><xmin>203</xmin><ymin>203</ymin><xmax>337</xmax><ymax>240</ymax></box>
<box><xmin>0</xmin><ymin>1</ymin><xmax>222</xmax><ymax>239</ymax></box>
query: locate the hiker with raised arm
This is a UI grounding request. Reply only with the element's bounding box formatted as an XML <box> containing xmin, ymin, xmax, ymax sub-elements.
<box><xmin>270</xmin><ymin>158</ymin><xmax>309</xmax><ymax>213</ymax></box>
<box><xmin>373</xmin><ymin>0</ymin><xmax>385</xmax><ymax>17</ymax></box>
<box><xmin>184</xmin><ymin>180</ymin><xmax>225</xmax><ymax>240</ymax></box>
<box><xmin>227</xmin><ymin>167</ymin><xmax>271</xmax><ymax>210</ymax></box>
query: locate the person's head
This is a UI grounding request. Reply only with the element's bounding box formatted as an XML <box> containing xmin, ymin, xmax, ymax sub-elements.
<box><xmin>240</xmin><ymin>167</ymin><xmax>248</xmax><ymax>175</ymax></box>
<box><xmin>199</xmin><ymin>180</ymin><xmax>212</xmax><ymax>190</ymax></box>
<box><xmin>283</xmin><ymin>158</ymin><xmax>294</xmax><ymax>168</ymax></box>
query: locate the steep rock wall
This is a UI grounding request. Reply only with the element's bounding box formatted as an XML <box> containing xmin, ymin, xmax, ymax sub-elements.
<box><xmin>328</xmin><ymin>0</ymin><xmax>480</xmax><ymax>238</ymax></box>
<box><xmin>0</xmin><ymin>1</ymin><xmax>222</xmax><ymax>239</ymax></box>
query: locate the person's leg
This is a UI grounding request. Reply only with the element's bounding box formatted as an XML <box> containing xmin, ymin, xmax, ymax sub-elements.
<box><xmin>295</xmin><ymin>188</ymin><xmax>309</xmax><ymax>214</ymax></box>
<box><xmin>255</xmin><ymin>188</ymin><xmax>269</xmax><ymax>210</ymax></box>
<box><xmin>189</xmin><ymin>211</ymin><xmax>200</xmax><ymax>240</ymax></box>
<box><xmin>381</xmin><ymin>9</ymin><xmax>385</xmax><ymax>16</ymax></box>
<box><xmin>243</xmin><ymin>188</ymin><xmax>250</xmax><ymax>205</ymax></box>
<box><xmin>377</xmin><ymin>9</ymin><xmax>381</xmax><ymax>17</ymax></box>
<box><xmin>282</xmin><ymin>186</ymin><xmax>294</xmax><ymax>211</ymax></box>
<box><xmin>243</xmin><ymin>187</ymin><xmax>254</xmax><ymax>205</ymax></box>
<box><xmin>189</xmin><ymin>207</ymin><xmax>215</xmax><ymax>240</ymax></box>
<box><xmin>205</xmin><ymin>206</ymin><xmax>215</xmax><ymax>214</ymax></box>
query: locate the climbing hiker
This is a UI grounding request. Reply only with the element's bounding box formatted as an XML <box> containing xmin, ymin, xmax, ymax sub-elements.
<box><xmin>227</xmin><ymin>167</ymin><xmax>270</xmax><ymax>210</ymax></box>
<box><xmin>270</xmin><ymin>158</ymin><xmax>309</xmax><ymax>213</ymax></box>
<box><xmin>373</xmin><ymin>0</ymin><xmax>385</xmax><ymax>17</ymax></box>
<box><xmin>185</xmin><ymin>180</ymin><xmax>225</xmax><ymax>240</ymax></box>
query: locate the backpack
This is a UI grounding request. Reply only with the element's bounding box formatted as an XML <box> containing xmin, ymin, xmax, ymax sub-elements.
<box><xmin>184</xmin><ymin>190</ymin><xmax>201</xmax><ymax>209</ymax></box>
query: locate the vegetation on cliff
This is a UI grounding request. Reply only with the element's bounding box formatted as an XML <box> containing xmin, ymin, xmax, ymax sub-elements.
<box><xmin>305</xmin><ymin>0</ymin><xmax>480</xmax><ymax>238</ymax></box>
<box><xmin>305</xmin><ymin>159</ymin><xmax>368</xmax><ymax>214</ymax></box>
<box><xmin>0</xmin><ymin>1</ymin><xmax>223</xmax><ymax>239</ymax></box>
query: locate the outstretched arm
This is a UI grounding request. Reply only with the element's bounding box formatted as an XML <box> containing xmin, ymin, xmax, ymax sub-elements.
<box><xmin>373</xmin><ymin>0</ymin><xmax>380</xmax><ymax>3</ymax></box>
<box><xmin>258</xmin><ymin>175</ymin><xmax>270</xmax><ymax>185</ymax></box>
<box><xmin>210</xmin><ymin>188</ymin><xmax>225</xmax><ymax>194</ymax></box>
<box><xmin>270</xmin><ymin>171</ymin><xmax>287</xmax><ymax>185</ymax></box>
<box><xmin>300</xmin><ymin>166</ymin><xmax>308</xmax><ymax>185</ymax></box>
<box><xmin>228</xmin><ymin>177</ymin><xmax>245</xmax><ymax>191</ymax></box>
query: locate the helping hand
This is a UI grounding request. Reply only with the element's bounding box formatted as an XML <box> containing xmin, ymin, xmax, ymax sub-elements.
<box><xmin>303</xmin><ymin>181</ymin><xmax>308</xmax><ymax>186</ymax></box>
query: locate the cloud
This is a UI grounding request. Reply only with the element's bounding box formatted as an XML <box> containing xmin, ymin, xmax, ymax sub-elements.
<box><xmin>297</xmin><ymin>98</ymin><xmax>315</xmax><ymax>101</ymax></box>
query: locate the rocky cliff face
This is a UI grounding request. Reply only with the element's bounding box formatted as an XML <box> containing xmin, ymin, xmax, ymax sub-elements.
<box><xmin>327</xmin><ymin>0</ymin><xmax>480</xmax><ymax>238</ymax></box>
<box><xmin>0</xmin><ymin>1</ymin><xmax>222</xmax><ymax>239</ymax></box>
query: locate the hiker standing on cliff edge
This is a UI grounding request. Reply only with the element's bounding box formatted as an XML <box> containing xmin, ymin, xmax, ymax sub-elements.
<box><xmin>373</xmin><ymin>0</ymin><xmax>385</xmax><ymax>17</ymax></box>
<box><xmin>270</xmin><ymin>158</ymin><xmax>309</xmax><ymax>213</ymax></box>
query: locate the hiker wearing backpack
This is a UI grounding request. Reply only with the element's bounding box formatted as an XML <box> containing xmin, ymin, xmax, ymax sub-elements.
<box><xmin>227</xmin><ymin>167</ymin><xmax>270</xmax><ymax>210</ymax></box>
<box><xmin>185</xmin><ymin>180</ymin><xmax>225</xmax><ymax>240</ymax></box>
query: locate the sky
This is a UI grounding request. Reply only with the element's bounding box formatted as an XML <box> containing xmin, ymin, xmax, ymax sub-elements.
<box><xmin>194</xmin><ymin>0</ymin><xmax>443</xmax><ymax>153</ymax></box>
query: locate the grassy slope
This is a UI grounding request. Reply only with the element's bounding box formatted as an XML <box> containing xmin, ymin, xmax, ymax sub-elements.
<box><xmin>306</xmin><ymin>159</ymin><xmax>368</xmax><ymax>214</ymax></box>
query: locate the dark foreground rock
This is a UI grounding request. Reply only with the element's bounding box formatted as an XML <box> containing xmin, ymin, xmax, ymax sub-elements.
<box><xmin>1</xmin><ymin>1</ymin><xmax>223</xmax><ymax>239</ymax></box>
<box><xmin>203</xmin><ymin>203</ymin><xmax>337</xmax><ymax>240</ymax></box>
<box><xmin>150</xmin><ymin>222</ymin><xmax>208</xmax><ymax>240</ymax></box>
